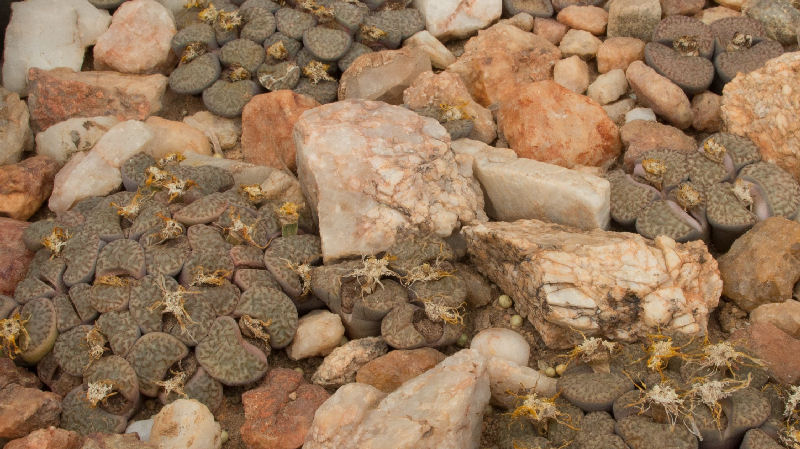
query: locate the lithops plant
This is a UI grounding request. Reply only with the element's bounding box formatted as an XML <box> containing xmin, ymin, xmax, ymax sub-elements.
<box><xmin>60</xmin><ymin>384</ymin><xmax>129</xmax><ymax>435</ymax></box>
<box><xmin>558</xmin><ymin>372</ymin><xmax>635</xmax><ymax>413</ymax></box>
<box><xmin>195</xmin><ymin>316</ymin><xmax>268</xmax><ymax>386</ymax></box>
<box><xmin>711</xmin><ymin>17</ymin><xmax>784</xmax><ymax>86</ymax></box>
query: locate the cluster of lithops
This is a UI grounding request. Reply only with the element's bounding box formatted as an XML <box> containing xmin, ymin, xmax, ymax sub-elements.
<box><xmin>310</xmin><ymin>231</ymin><xmax>489</xmax><ymax>349</ymax></box>
<box><xmin>505</xmin><ymin>334</ymin><xmax>797</xmax><ymax>449</ymax></box>
<box><xmin>644</xmin><ymin>16</ymin><xmax>784</xmax><ymax>95</ymax></box>
<box><xmin>168</xmin><ymin>0</ymin><xmax>425</xmax><ymax>114</ymax></box>
<box><xmin>608</xmin><ymin>132</ymin><xmax>800</xmax><ymax>250</ymax></box>
<box><xmin>0</xmin><ymin>152</ymin><xmax>330</xmax><ymax>435</ymax></box>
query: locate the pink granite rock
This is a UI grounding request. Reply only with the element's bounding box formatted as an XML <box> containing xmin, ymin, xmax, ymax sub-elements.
<box><xmin>26</xmin><ymin>67</ymin><xmax>167</xmax><ymax>132</ymax></box>
<box><xmin>497</xmin><ymin>80</ymin><xmax>620</xmax><ymax>169</ymax></box>
<box><xmin>93</xmin><ymin>0</ymin><xmax>176</xmax><ymax>74</ymax></box>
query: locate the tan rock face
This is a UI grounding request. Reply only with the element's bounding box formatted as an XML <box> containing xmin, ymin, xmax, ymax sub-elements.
<box><xmin>338</xmin><ymin>47</ymin><xmax>431</xmax><ymax>105</ymax></box>
<box><xmin>144</xmin><ymin>116</ymin><xmax>212</xmax><ymax>159</ymax></box>
<box><xmin>26</xmin><ymin>67</ymin><xmax>167</xmax><ymax>132</ymax></box>
<box><xmin>626</xmin><ymin>61</ymin><xmax>693</xmax><ymax>129</ymax></box>
<box><xmin>694</xmin><ymin>5</ymin><xmax>741</xmax><ymax>24</ymax></box>
<box><xmin>722</xmin><ymin>52</ymin><xmax>800</xmax><ymax>181</ymax></box>
<box><xmin>0</xmin><ymin>155</ymin><xmax>60</xmax><ymax>220</ymax></box>
<box><xmin>597</xmin><ymin>37</ymin><xmax>645</xmax><ymax>73</ymax></box>
<box><xmin>0</xmin><ymin>218</ymin><xmax>33</xmax><ymax>296</ymax></box>
<box><xmin>620</xmin><ymin>120</ymin><xmax>696</xmax><ymax>170</ymax></box>
<box><xmin>2</xmin><ymin>428</ymin><xmax>82</xmax><ymax>449</ymax></box>
<box><xmin>241</xmin><ymin>368</ymin><xmax>330</xmax><ymax>449</ymax></box>
<box><xmin>448</xmin><ymin>23</ymin><xmax>561</xmax><ymax>107</ymax></box>
<box><xmin>0</xmin><ymin>384</ymin><xmax>62</xmax><ymax>439</ymax></box>
<box><xmin>718</xmin><ymin>217</ymin><xmax>800</xmax><ymax>312</ymax></box>
<box><xmin>0</xmin><ymin>87</ymin><xmax>33</xmax><ymax>166</ymax></box>
<box><xmin>533</xmin><ymin>17</ymin><xmax>568</xmax><ymax>44</ymax></box>
<box><xmin>559</xmin><ymin>29</ymin><xmax>602</xmax><ymax>59</ymax></box>
<box><xmin>93</xmin><ymin>0</ymin><xmax>176</xmax><ymax>74</ymax></box>
<box><xmin>751</xmin><ymin>300</ymin><xmax>800</xmax><ymax>338</ymax></box>
<box><xmin>731</xmin><ymin>321</ymin><xmax>800</xmax><ymax>384</ymax></box>
<box><xmin>355</xmin><ymin>347</ymin><xmax>446</xmax><ymax>393</ymax></box>
<box><xmin>463</xmin><ymin>219</ymin><xmax>722</xmax><ymax>349</ymax></box>
<box><xmin>497</xmin><ymin>80</ymin><xmax>620</xmax><ymax>169</ymax></box>
<box><xmin>241</xmin><ymin>91</ymin><xmax>320</xmax><ymax>171</ymax></box>
<box><xmin>556</xmin><ymin>5</ymin><xmax>608</xmax><ymax>35</ymax></box>
<box><xmin>294</xmin><ymin>100</ymin><xmax>486</xmax><ymax>262</ymax></box>
<box><xmin>553</xmin><ymin>56</ymin><xmax>590</xmax><ymax>94</ymax></box>
<box><xmin>691</xmin><ymin>91</ymin><xmax>722</xmax><ymax>133</ymax></box>
<box><xmin>403</xmin><ymin>70</ymin><xmax>496</xmax><ymax>144</ymax></box>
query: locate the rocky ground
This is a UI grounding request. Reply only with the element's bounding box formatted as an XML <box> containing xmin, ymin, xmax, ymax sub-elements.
<box><xmin>2</xmin><ymin>0</ymin><xmax>800</xmax><ymax>448</ymax></box>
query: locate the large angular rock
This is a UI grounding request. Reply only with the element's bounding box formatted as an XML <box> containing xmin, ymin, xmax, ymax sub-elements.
<box><xmin>26</xmin><ymin>67</ymin><xmax>167</xmax><ymax>132</ymax></box>
<box><xmin>403</xmin><ymin>70</ymin><xmax>496</xmax><ymax>144</ymax></box>
<box><xmin>49</xmin><ymin>120</ymin><xmax>153</xmax><ymax>213</ymax></box>
<box><xmin>355</xmin><ymin>348</ymin><xmax>446</xmax><ymax>393</ymax></box>
<box><xmin>0</xmin><ymin>87</ymin><xmax>33</xmax><ymax>165</ymax></box>
<box><xmin>93</xmin><ymin>0</ymin><xmax>176</xmax><ymax>74</ymax></box>
<box><xmin>462</xmin><ymin>220</ymin><xmax>723</xmax><ymax>348</ymax></box>
<box><xmin>451</xmin><ymin>139</ymin><xmax>610</xmax><ymax>230</ymax></box>
<box><xmin>0</xmin><ymin>384</ymin><xmax>62</xmax><ymax>439</ymax></box>
<box><xmin>304</xmin><ymin>349</ymin><xmax>490</xmax><ymax>449</ymax></box>
<box><xmin>0</xmin><ymin>218</ymin><xmax>34</xmax><ymax>296</ymax></box>
<box><xmin>0</xmin><ymin>155</ymin><xmax>60</xmax><ymax>220</ymax></box>
<box><xmin>35</xmin><ymin>116</ymin><xmax>119</xmax><ymax>164</ymax></box>
<box><xmin>496</xmin><ymin>80</ymin><xmax>620</xmax><ymax>169</ymax></box>
<box><xmin>447</xmin><ymin>23</ymin><xmax>561</xmax><ymax>107</ymax></box>
<box><xmin>1</xmin><ymin>0</ymin><xmax>110</xmax><ymax>95</ymax></box>
<box><xmin>241</xmin><ymin>91</ymin><xmax>320</xmax><ymax>171</ymax></box>
<box><xmin>412</xmin><ymin>0</ymin><xmax>502</xmax><ymax>41</ymax></box>
<box><xmin>717</xmin><ymin>217</ymin><xmax>800</xmax><ymax>312</ymax></box>
<box><xmin>731</xmin><ymin>321</ymin><xmax>800</xmax><ymax>385</ymax></box>
<box><xmin>722</xmin><ymin>52</ymin><xmax>800</xmax><ymax>181</ymax></box>
<box><xmin>338</xmin><ymin>48</ymin><xmax>431</xmax><ymax>105</ymax></box>
<box><xmin>294</xmin><ymin>100</ymin><xmax>486</xmax><ymax>261</ymax></box>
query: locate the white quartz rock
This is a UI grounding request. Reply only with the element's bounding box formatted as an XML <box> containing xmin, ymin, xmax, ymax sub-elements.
<box><xmin>304</xmin><ymin>349</ymin><xmax>490</xmax><ymax>449</ymax></box>
<box><xmin>35</xmin><ymin>116</ymin><xmax>119</xmax><ymax>164</ymax></box>
<box><xmin>2</xmin><ymin>0</ymin><xmax>110</xmax><ymax>95</ymax></box>
<box><xmin>403</xmin><ymin>30</ymin><xmax>457</xmax><ymax>69</ymax></box>
<box><xmin>287</xmin><ymin>310</ymin><xmax>346</xmax><ymax>361</ymax></box>
<box><xmin>150</xmin><ymin>399</ymin><xmax>222</xmax><ymax>449</ymax></box>
<box><xmin>451</xmin><ymin>139</ymin><xmax>610</xmax><ymax>230</ymax></box>
<box><xmin>470</xmin><ymin>328</ymin><xmax>530</xmax><ymax>367</ymax></box>
<box><xmin>412</xmin><ymin>0</ymin><xmax>502</xmax><ymax>40</ymax></box>
<box><xmin>487</xmin><ymin>357</ymin><xmax>557</xmax><ymax>408</ymax></box>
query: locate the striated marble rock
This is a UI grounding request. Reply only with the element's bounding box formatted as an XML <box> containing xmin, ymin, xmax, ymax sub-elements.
<box><xmin>355</xmin><ymin>348</ymin><xmax>446</xmax><ymax>393</ymax></box>
<box><xmin>496</xmin><ymin>80</ymin><xmax>620</xmax><ymax>169</ymax></box>
<box><xmin>462</xmin><ymin>219</ymin><xmax>723</xmax><ymax>348</ymax></box>
<box><xmin>304</xmin><ymin>349</ymin><xmax>490</xmax><ymax>449</ymax></box>
<box><xmin>182</xmin><ymin>111</ymin><xmax>240</xmax><ymax>151</ymax></box>
<box><xmin>0</xmin><ymin>88</ymin><xmax>33</xmax><ymax>165</ymax></box>
<box><xmin>35</xmin><ymin>116</ymin><xmax>119</xmax><ymax>164</ymax></box>
<box><xmin>0</xmin><ymin>218</ymin><xmax>34</xmax><ymax>296</ymax></box>
<box><xmin>150</xmin><ymin>399</ymin><xmax>222</xmax><ymax>449</ymax></box>
<box><xmin>49</xmin><ymin>120</ymin><xmax>153</xmax><ymax>213</ymax></box>
<box><xmin>722</xmin><ymin>52</ymin><xmax>800</xmax><ymax>181</ymax></box>
<box><xmin>242</xmin><ymin>368</ymin><xmax>329</xmax><ymax>449</ymax></box>
<box><xmin>626</xmin><ymin>61</ymin><xmax>693</xmax><ymax>129</ymax></box>
<box><xmin>144</xmin><ymin>116</ymin><xmax>211</xmax><ymax>159</ymax></box>
<box><xmin>1</xmin><ymin>0</ymin><xmax>110</xmax><ymax>95</ymax></box>
<box><xmin>451</xmin><ymin>139</ymin><xmax>610</xmax><ymax>230</ymax></box>
<box><xmin>447</xmin><ymin>23</ymin><xmax>561</xmax><ymax>107</ymax></box>
<box><xmin>718</xmin><ymin>217</ymin><xmax>800</xmax><ymax>312</ymax></box>
<box><xmin>412</xmin><ymin>0</ymin><xmax>502</xmax><ymax>41</ymax></box>
<box><xmin>294</xmin><ymin>100</ymin><xmax>486</xmax><ymax>261</ymax></box>
<box><xmin>93</xmin><ymin>0</ymin><xmax>176</xmax><ymax>74</ymax></box>
<box><xmin>311</xmin><ymin>337</ymin><xmax>388</xmax><ymax>388</ymax></box>
<box><xmin>403</xmin><ymin>70</ymin><xmax>496</xmax><ymax>144</ymax></box>
<box><xmin>241</xmin><ymin>91</ymin><xmax>319</xmax><ymax>171</ymax></box>
<box><xmin>403</xmin><ymin>31</ymin><xmax>457</xmax><ymax>70</ymax></box>
<box><xmin>620</xmin><ymin>120</ymin><xmax>696</xmax><ymax>170</ymax></box>
<box><xmin>338</xmin><ymin>48</ymin><xmax>431</xmax><ymax>105</ymax></box>
<box><xmin>26</xmin><ymin>68</ymin><xmax>167</xmax><ymax>132</ymax></box>
<box><xmin>0</xmin><ymin>155</ymin><xmax>60</xmax><ymax>220</ymax></box>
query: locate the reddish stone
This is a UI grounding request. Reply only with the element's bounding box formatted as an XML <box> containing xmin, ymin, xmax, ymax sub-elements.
<box><xmin>0</xmin><ymin>384</ymin><xmax>62</xmax><ymax>439</ymax></box>
<box><xmin>0</xmin><ymin>218</ymin><xmax>33</xmax><ymax>297</ymax></box>
<box><xmin>732</xmin><ymin>321</ymin><xmax>800</xmax><ymax>384</ymax></box>
<box><xmin>0</xmin><ymin>359</ymin><xmax>41</xmax><ymax>390</ymax></box>
<box><xmin>0</xmin><ymin>155</ymin><xmax>60</xmax><ymax>220</ymax></box>
<box><xmin>497</xmin><ymin>80</ymin><xmax>621</xmax><ymax>169</ymax></box>
<box><xmin>241</xmin><ymin>92</ymin><xmax>320</xmax><ymax>172</ymax></box>
<box><xmin>26</xmin><ymin>67</ymin><xmax>167</xmax><ymax>132</ymax></box>
<box><xmin>448</xmin><ymin>23</ymin><xmax>561</xmax><ymax>107</ymax></box>
<box><xmin>240</xmin><ymin>368</ymin><xmax>330</xmax><ymax>449</ymax></box>
<box><xmin>356</xmin><ymin>348</ymin><xmax>446</xmax><ymax>393</ymax></box>
<box><xmin>3</xmin><ymin>427</ymin><xmax>82</xmax><ymax>449</ymax></box>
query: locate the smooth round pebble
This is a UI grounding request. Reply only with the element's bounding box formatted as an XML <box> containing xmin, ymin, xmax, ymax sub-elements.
<box><xmin>470</xmin><ymin>327</ymin><xmax>530</xmax><ymax>366</ymax></box>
